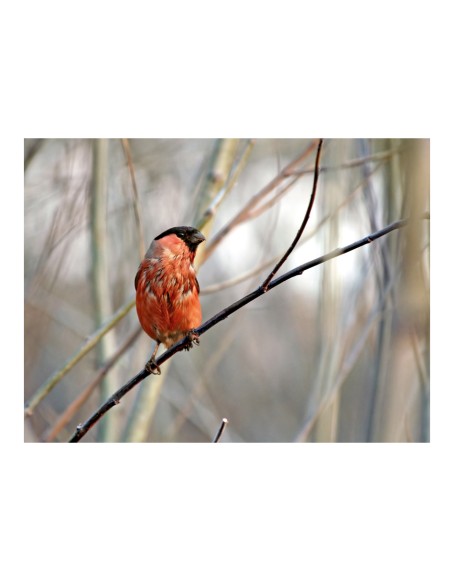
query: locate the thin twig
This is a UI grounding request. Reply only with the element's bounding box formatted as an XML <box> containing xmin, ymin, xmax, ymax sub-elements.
<box><xmin>121</xmin><ymin>138</ymin><xmax>146</xmax><ymax>259</ymax></box>
<box><xmin>287</xmin><ymin>146</ymin><xmax>403</xmax><ymax>176</ymax></box>
<box><xmin>68</xmin><ymin>215</ymin><xmax>425</xmax><ymax>442</ymax></box>
<box><xmin>201</xmin><ymin>141</ymin><xmax>318</xmax><ymax>263</ymax></box>
<box><xmin>245</xmin><ymin>174</ymin><xmax>301</xmax><ymax>220</ymax></box>
<box><xmin>213</xmin><ymin>418</ymin><xmax>229</xmax><ymax>443</ymax></box>
<box><xmin>261</xmin><ymin>139</ymin><xmax>323</xmax><ymax>291</ymax></box>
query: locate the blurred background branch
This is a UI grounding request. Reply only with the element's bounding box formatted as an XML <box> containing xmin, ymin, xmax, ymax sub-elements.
<box><xmin>90</xmin><ymin>139</ymin><xmax>120</xmax><ymax>441</ymax></box>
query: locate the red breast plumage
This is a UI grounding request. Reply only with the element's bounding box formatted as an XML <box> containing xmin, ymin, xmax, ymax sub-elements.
<box><xmin>135</xmin><ymin>226</ymin><xmax>205</xmax><ymax>372</ymax></box>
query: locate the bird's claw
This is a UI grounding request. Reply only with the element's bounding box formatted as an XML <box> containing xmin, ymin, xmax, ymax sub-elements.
<box><xmin>144</xmin><ymin>357</ymin><xmax>161</xmax><ymax>375</ymax></box>
<box><xmin>184</xmin><ymin>330</ymin><xmax>200</xmax><ymax>351</ymax></box>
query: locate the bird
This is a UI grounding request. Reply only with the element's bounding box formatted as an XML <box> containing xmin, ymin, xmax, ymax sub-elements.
<box><xmin>135</xmin><ymin>226</ymin><xmax>205</xmax><ymax>374</ymax></box>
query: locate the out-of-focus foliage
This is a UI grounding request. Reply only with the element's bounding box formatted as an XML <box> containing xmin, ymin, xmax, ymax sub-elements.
<box><xmin>24</xmin><ymin>139</ymin><xmax>429</xmax><ymax>442</ymax></box>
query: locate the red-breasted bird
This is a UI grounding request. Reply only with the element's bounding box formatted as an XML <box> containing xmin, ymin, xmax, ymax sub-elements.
<box><xmin>135</xmin><ymin>226</ymin><xmax>205</xmax><ymax>373</ymax></box>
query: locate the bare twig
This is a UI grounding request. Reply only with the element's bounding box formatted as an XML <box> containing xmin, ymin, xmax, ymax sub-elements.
<box><xmin>287</xmin><ymin>146</ymin><xmax>402</xmax><ymax>176</ymax></box>
<box><xmin>213</xmin><ymin>418</ymin><xmax>229</xmax><ymax>443</ymax></box>
<box><xmin>121</xmin><ymin>138</ymin><xmax>146</xmax><ymax>259</ymax></box>
<box><xmin>202</xmin><ymin>141</ymin><xmax>318</xmax><ymax>263</ymax></box>
<box><xmin>245</xmin><ymin>174</ymin><xmax>301</xmax><ymax>220</ymax></box>
<box><xmin>261</xmin><ymin>139</ymin><xmax>323</xmax><ymax>290</ymax></box>
<box><xmin>68</xmin><ymin>215</ymin><xmax>424</xmax><ymax>442</ymax></box>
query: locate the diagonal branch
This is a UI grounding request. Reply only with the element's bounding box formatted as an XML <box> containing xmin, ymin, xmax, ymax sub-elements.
<box><xmin>213</xmin><ymin>418</ymin><xmax>229</xmax><ymax>443</ymax></box>
<box><xmin>261</xmin><ymin>139</ymin><xmax>323</xmax><ymax>290</ymax></box>
<box><xmin>68</xmin><ymin>215</ymin><xmax>426</xmax><ymax>442</ymax></box>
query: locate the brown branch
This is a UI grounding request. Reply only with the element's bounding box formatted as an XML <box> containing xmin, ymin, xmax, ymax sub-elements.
<box><xmin>201</xmin><ymin>140</ymin><xmax>318</xmax><ymax>263</ymax></box>
<box><xmin>213</xmin><ymin>418</ymin><xmax>229</xmax><ymax>443</ymax></box>
<box><xmin>121</xmin><ymin>138</ymin><xmax>145</xmax><ymax>259</ymax></box>
<box><xmin>68</xmin><ymin>214</ymin><xmax>423</xmax><ymax>442</ymax></box>
<box><xmin>261</xmin><ymin>139</ymin><xmax>323</xmax><ymax>291</ymax></box>
<box><xmin>245</xmin><ymin>174</ymin><xmax>301</xmax><ymax>220</ymax></box>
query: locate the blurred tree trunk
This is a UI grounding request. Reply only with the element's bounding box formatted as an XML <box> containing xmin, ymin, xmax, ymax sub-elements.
<box><xmin>90</xmin><ymin>139</ymin><xmax>119</xmax><ymax>441</ymax></box>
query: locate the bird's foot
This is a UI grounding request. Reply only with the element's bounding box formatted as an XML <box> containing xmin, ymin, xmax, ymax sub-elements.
<box><xmin>184</xmin><ymin>329</ymin><xmax>200</xmax><ymax>351</ymax></box>
<box><xmin>144</xmin><ymin>356</ymin><xmax>161</xmax><ymax>375</ymax></box>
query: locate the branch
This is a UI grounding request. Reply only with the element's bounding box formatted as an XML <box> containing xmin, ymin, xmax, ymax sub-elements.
<box><xmin>68</xmin><ymin>215</ymin><xmax>423</xmax><ymax>442</ymax></box>
<box><xmin>261</xmin><ymin>139</ymin><xmax>323</xmax><ymax>290</ymax></box>
<box><xmin>201</xmin><ymin>140</ymin><xmax>318</xmax><ymax>263</ymax></box>
<box><xmin>286</xmin><ymin>146</ymin><xmax>403</xmax><ymax>176</ymax></box>
<box><xmin>121</xmin><ymin>138</ymin><xmax>146</xmax><ymax>260</ymax></box>
<box><xmin>213</xmin><ymin>418</ymin><xmax>229</xmax><ymax>443</ymax></box>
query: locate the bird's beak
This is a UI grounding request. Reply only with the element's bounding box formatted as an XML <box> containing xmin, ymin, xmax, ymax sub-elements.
<box><xmin>191</xmin><ymin>231</ymin><xmax>206</xmax><ymax>246</ymax></box>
